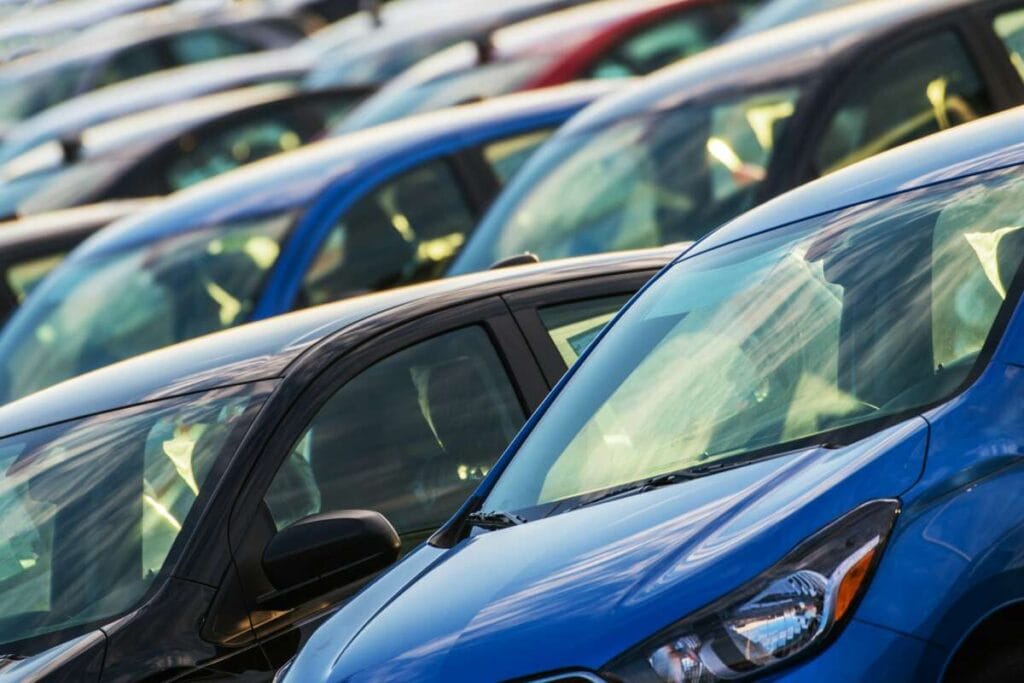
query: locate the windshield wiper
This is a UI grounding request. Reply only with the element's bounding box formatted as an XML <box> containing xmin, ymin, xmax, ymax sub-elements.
<box><xmin>466</xmin><ymin>510</ymin><xmax>527</xmax><ymax>530</ymax></box>
<box><xmin>570</xmin><ymin>469</ymin><xmax>705</xmax><ymax>512</ymax></box>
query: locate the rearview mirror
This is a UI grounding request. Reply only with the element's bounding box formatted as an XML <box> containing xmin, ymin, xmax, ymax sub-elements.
<box><xmin>259</xmin><ymin>510</ymin><xmax>400</xmax><ymax>610</ymax></box>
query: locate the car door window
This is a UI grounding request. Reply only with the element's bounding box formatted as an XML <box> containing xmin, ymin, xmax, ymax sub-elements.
<box><xmin>994</xmin><ymin>7</ymin><xmax>1024</xmax><ymax>81</ymax></box>
<box><xmin>263</xmin><ymin>326</ymin><xmax>525</xmax><ymax>535</ymax></box>
<box><xmin>814</xmin><ymin>31</ymin><xmax>994</xmax><ymax>176</ymax></box>
<box><xmin>299</xmin><ymin>160</ymin><xmax>477</xmax><ymax>307</ymax></box>
<box><xmin>587</xmin><ymin>8</ymin><xmax>731</xmax><ymax>79</ymax></box>
<box><xmin>167</xmin><ymin>28</ymin><xmax>254</xmax><ymax>66</ymax></box>
<box><xmin>538</xmin><ymin>295</ymin><xmax>633</xmax><ymax>366</ymax></box>
<box><xmin>95</xmin><ymin>40</ymin><xmax>171</xmax><ymax>88</ymax></box>
<box><xmin>483</xmin><ymin>129</ymin><xmax>555</xmax><ymax>185</ymax></box>
<box><xmin>159</xmin><ymin>95</ymin><xmax>364</xmax><ymax>193</ymax></box>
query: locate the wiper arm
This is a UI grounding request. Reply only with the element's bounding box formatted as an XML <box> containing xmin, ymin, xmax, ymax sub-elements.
<box><xmin>466</xmin><ymin>509</ymin><xmax>527</xmax><ymax>530</ymax></box>
<box><xmin>571</xmin><ymin>469</ymin><xmax>701</xmax><ymax>511</ymax></box>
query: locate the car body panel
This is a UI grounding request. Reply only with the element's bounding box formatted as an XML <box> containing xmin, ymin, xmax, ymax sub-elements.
<box><xmin>291</xmin><ymin>421</ymin><xmax>926</xmax><ymax>681</ymax></box>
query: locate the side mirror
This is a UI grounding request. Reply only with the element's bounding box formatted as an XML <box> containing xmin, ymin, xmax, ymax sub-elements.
<box><xmin>259</xmin><ymin>510</ymin><xmax>400</xmax><ymax>610</ymax></box>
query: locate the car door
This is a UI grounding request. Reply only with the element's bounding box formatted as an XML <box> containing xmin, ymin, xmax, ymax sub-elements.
<box><xmin>221</xmin><ymin>273</ymin><xmax>659</xmax><ymax>674</ymax></box>
<box><xmin>796</xmin><ymin>5</ymin><xmax>1024</xmax><ymax>183</ymax></box>
<box><xmin>224</xmin><ymin>297</ymin><xmax>545</xmax><ymax>672</ymax></box>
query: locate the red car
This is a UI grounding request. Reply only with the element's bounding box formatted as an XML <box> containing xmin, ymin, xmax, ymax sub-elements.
<box><xmin>339</xmin><ymin>0</ymin><xmax>759</xmax><ymax>131</ymax></box>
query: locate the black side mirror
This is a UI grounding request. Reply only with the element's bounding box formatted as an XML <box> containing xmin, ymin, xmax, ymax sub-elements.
<box><xmin>259</xmin><ymin>510</ymin><xmax>400</xmax><ymax>610</ymax></box>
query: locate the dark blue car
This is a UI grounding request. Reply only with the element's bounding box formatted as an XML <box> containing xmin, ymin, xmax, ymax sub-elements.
<box><xmin>0</xmin><ymin>81</ymin><xmax>618</xmax><ymax>402</ymax></box>
<box><xmin>281</xmin><ymin>106</ymin><xmax>1024</xmax><ymax>683</ymax></box>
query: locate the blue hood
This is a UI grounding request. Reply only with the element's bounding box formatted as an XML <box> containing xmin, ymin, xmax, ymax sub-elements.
<box><xmin>290</xmin><ymin>419</ymin><xmax>928</xmax><ymax>682</ymax></box>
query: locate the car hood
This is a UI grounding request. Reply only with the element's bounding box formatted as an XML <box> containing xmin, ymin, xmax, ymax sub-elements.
<box><xmin>290</xmin><ymin>419</ymin><xmax>928</xmax><ymax>682</ymax></box>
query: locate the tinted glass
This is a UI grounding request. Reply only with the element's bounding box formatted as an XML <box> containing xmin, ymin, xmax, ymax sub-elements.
<box><xmin>95</xmin><ymin>41</ymin><xmax>169</xmax><ymax>88</ymax></box>
<box><xmin>814</xmin><ymin>31</ymin><xmax>993</xmax><ymax>176</ymax></box>
<box><xmin>482</xmin><ymin>128</ymin><xmax>555</xmax><ymax>185</ymax></box>
<box><xmin>300</xmin><ymin>161</ymin><xmax>476</xmax><ymax>307</ymax></box>
<box><xmin>160</xmin><ymin>94</ymin><xmax>365</xmax><ymax>193</ymax></box>
<box><xmin>264</xmin><ymin>327</ymin><xmax>524</xmax><ymax>534</ymax></box>
<box><xmin>538</xmin><ymin>294</ymin><xmax>632</xmax><ymax>366</ymax></box>
<box><xmin>167</xmin><ymin>28</ymin><xmax>253</xmax><ymax>65</ymax></box>
<box><xmin>0</xmin><ymin>212</ymin><xmax>292</xmax><ymax>402</ymax></box>
<box><xmin>588</xmin><ymin>8</ymin><xmax>729</xmax><ymax>78</ymax></box>
<box><xmin>0</xmin><ymin>389</ymin><xmax>262</xmax><ymax>646</ymax></box>
<box><xmin>485</xmin><ymin>167</ymin><xmax>1024</xmax><ymax>516</ymax></box>
<box><xmin>994</xmin><ymin>7</ymin><xmax>1024</xmax><ymax>81</ymax></box>
<box><xmin>0</xmin><ymin>61</ymin><xmax>89</xmax><ymax>124</ymax></box>
<box><xmin>5</xmin><ymin>252</ymin><xmax>65</xmax><ymax>302</ymax></box>
<box><xmin>451</xmin><ymin>86</ymin><xmax>801</xmax><ymax>273</ymax></box>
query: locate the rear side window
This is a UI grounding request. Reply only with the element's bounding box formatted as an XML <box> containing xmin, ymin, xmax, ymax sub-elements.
<box><xmin>95</xmin><ymin>41</ymin><xmax>170</xmax><ymax>88</ymax></box>
<box><xmin>994</xmin><ymin>7</ymin><xmax>1024</xmax><ymax>81</ymax></box>
<box><xmin>263</xmin><ymin>326</ymin><xmax>525</xmax><ymax>534</ymax></box>
<box><xmin>814</xmin><ymin>31</ymin><xmax>994</xmax><ymax>176</ymax></box>
<box><xmin>299</xmin><ymin>160</ymin><xmax>477</xmax><ymax>307</ymax></box>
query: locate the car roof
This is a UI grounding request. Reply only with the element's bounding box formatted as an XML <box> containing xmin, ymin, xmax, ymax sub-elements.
<box><xmin>559</xmin><ymin>0</ymin><xmax>969</xmax><ymax>134</ymax></box>
<box><xmin>0</xmin><ymin>0</ymin><xmax>163</xmax><ymax>44</ymax></box>
<box><xmin>689</xmin><ymin>105</ymin><xmax>1024</xmax><ymax>256</ymax></box>
<box><xmin>0</xmin><ymin>198</ymin><xmax>157</xmax><ymax>252</ymax></box>
<box><xmin>0</xmin><ymin>49</ymin><xmax>311</xmax><ymax>164</ymax></box>
<box><xmin>377</xmin><ymin>0</ymin><xmax>690</xmax><ymax>89</ymax></box>
<box><xmin>73</xmin><ymin>79</ymin><xmax>620</xmax><ymax>259</ymax></box>
<box><xmin>0</xmin><ymin>245</ymin><xmax>679</xmax><ymax>438</ymax></box>
<box><xmin>0</xmin><ymin>3</ymin><xmax>294</xmax><ymax>77</ymax></box>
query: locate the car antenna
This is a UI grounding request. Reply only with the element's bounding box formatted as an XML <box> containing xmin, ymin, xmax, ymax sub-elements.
<box><xmin>490</xmin><ymin>253</ymin><xmax>539</xmax><ymax>269</ymax></box>
<box><xmin>360</xmin><ymin>0</ymin><xmax>382</xmax><ymax>27</ymax></box>
<box><xmin>472</xmin><ymin>33</ymin><xmax>495</xmax><ymax>64</ymax></box>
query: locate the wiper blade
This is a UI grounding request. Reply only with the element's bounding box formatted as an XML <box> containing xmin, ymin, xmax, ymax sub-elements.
<box><xmin>466</xmin><ymin>509</ymin><xmax>526</xmax><ymax>530</ymax></box>
<box><xmin>572</xmin><ymin>469</ymin><xmax>701</xmax><ymax>511</ymax></box>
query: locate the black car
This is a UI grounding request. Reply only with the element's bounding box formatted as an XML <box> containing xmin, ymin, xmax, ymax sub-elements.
<box><xmin>5</xmin><ymin>85</ymin><xmax>373</xmax><ymax>217</ymax></box>
<box><xmin>0</xmin><ymin>199</ymin><xmax>155</xmax><ymax>322</ymax></box>
<box><xmin>0</xmin><ymin>246</ymin><xmax>676</xmax><ymax>681</ymax></box>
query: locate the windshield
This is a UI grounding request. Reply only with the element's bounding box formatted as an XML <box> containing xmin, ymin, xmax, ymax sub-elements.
<box><xmin>484</xmin><ymin>166</ymin><xmax>1024</xmax><ymax>517</ymax></box>
<box><xmin>0</xmin><ymin>61</ymin><xmax>88</xmax><ymax>125</ymax></box>
<box><xmin>337</xmin><ymin>55</ymin><xmax>555</xmax><ymax>133</ymax></box>
<box><xmin>449</xmin><ymin>86</ymin><xmax>802</xmax><ymax>274</ymax></box>
<box><xmin>0</xmin><ymin>212</ymin><xmax>292</xmax><ymax>403</ymax></box>
<box><xmin>0</xmin><ymin>387</ymin><xmax>264</xmax><ymax>648</ymax></box>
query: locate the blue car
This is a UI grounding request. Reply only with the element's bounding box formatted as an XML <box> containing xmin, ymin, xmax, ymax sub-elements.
<box><xmin>282</xmin><ymin>106</ymin><xmax>1024</xmax><ymax>683</ymax></box>
<box><xmin>0</xmin><ymin>81</ymin><xmax>617</xmax><ymax>402</ymax></box>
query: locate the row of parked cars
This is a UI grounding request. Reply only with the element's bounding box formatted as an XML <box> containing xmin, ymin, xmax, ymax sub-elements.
<box><xmin>3</xmin><ymin>0</ymin><xmax>1024</xmax><ymax>681</ymax></box>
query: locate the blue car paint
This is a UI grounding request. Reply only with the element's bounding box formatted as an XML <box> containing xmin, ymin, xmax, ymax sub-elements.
<box><xmin>60</xmin><ymin>82</ymin><xmax>615</xmax><ymax>321</ymax></box>
<box><xmin>283</xmin><ymin>107</ymin><xmax>1024</xmax><ymax>682</ymax></box>
<box><xmin>254</xmin><ymin>105</ymin><xmax>586</xmax><ymax>318</ymax></box>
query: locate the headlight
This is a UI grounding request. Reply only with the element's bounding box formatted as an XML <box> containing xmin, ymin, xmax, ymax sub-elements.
<box><xmin>604</xmin><ymin>499</ymin><xmax>899</xmax><ymax>682</ymax></box>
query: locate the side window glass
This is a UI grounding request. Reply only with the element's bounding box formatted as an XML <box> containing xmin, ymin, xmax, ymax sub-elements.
<box><xmin>160</xmin><ymin>95</ymin><xmax>364</xmax><ymax>192</ymax></box>
<box><xmin>994</xmin><ymin>8</ymin><xmax>1024</xmax><ymax>81</ymax></box>
<box><xmin>168</xmin><ymin>29</ymin><xmax>253</xmax><ymax>66</ymax></box>
<box><xmin>814</xmin><ymin>31</ymin><xmax>994</xmax><ymax>176</ymax></box>
<box><xmin>483</xmin><ymin>129</ymin><xmax>555</xmax><ymax>185</ymax></box>
<box><xmin>538</xmin><ymin>295</ymin><xmax>632</xmax><ymax>366</ymax></box>
<box><xmin>263</xmin><ymin>327</ymin><xmax>525</xmax><ymax>534</ymax></box>
<box><xmin>588</xmin><ymin>9</ymin><xmax>727</xmax><ymax>78</ymax></box>
<box><xmin>95</xmin><ymin>41</ymin><xmax>170</xmax><ymax>88</ymax></box>
<box><xmin>300</xmin><ymin>160</ymin><xmax>477</xmax><ymax>307</ymax></box>
<box><xmin>6</xmin><ymin>252</ymin><xmax>66</xmax><ymax>302</ymax></box>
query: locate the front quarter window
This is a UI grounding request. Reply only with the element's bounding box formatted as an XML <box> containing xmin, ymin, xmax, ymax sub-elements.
<box><xmin>0</xmin><ymin>388</ymin><xmax>264</xmax><ymax>648</ymax></box>
<box><xmin>485</xmin><ymin>167</ymin><xmax>1024</xmax><ymax>516</ymax></box>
